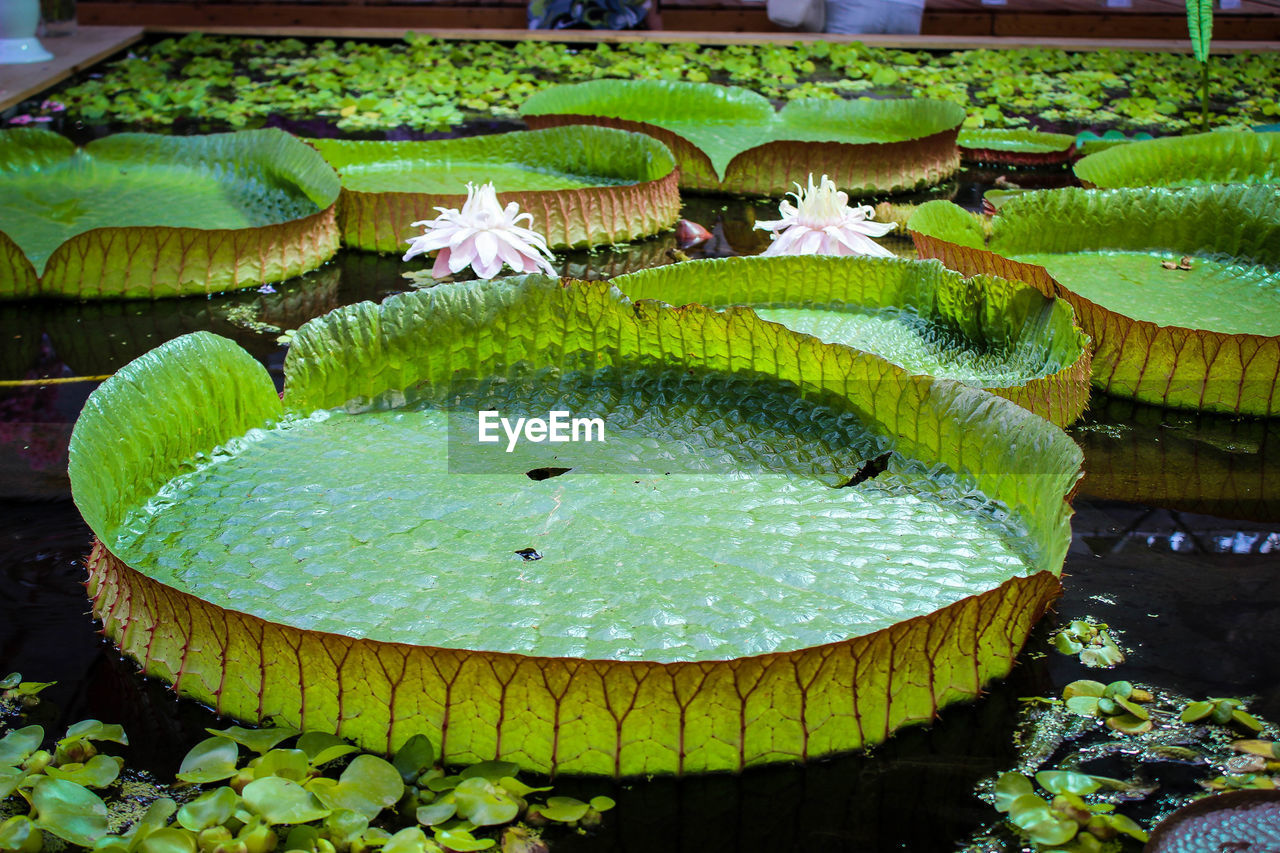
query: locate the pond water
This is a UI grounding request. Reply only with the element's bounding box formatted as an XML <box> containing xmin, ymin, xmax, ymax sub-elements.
<box><xmin>2</xmin><ymin>170</ymin><xmax>1279</xmax><ymax>851</ymax></box>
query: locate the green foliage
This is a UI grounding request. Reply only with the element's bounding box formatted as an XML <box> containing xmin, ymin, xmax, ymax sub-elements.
<box><xmin>1051</xmin><ymin>620</ymin><xmax>1125</xmax><ymax>668</ymax></box>
<box><xmin>48</xmin><ymin>34</ymin><xmax>1280</xmax><ymax>137</ymax></box>
<box><xmin>1180</xmin><ymin>697</ymin><xmax>1264</xmax><ymax>732</ymax></box>
<box><xmin>992</xmin><ymin>771</ymin><xmax>1148</xmax><ymax>851</ymax></box>
<box><xmin>1186</xmin><ymin>0</ymin><xmax>1213</xmax><ymax>64</ymax></box>
<box><xmin>1062</xmin><ymin>680</ymin><xmax>1155</xmax><ymax>734</ymax></box>
<box><xmin>2</xmin><ymin>696</ymin><xmax>611</xmax><ymax>853</ymax></box>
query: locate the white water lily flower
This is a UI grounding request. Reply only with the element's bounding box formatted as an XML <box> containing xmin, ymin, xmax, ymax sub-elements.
<box><xmin>403</xmin><ymin>182</ymin><xmax>558</xmax><ymax>280</ymax></box>
<box><xmin>754</xmin><ymin>174</ymin><xmax>897</xmax><ymax>258</ymax></box>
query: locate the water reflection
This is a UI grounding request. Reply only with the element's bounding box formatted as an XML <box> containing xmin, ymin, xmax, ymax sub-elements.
<box><xmin>1072</xmin><ymin>393</ymin><xmax>1280</xmax><ymax>523</ymax></box>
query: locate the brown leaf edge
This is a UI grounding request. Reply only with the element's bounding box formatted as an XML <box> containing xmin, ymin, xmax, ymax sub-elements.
<box><xmin>910</xmin><ymin>229</ymin><xmax>1280</xmax><ymax>417</ymax></box>
<box><xmin>959</xmin><ymin>145</ymin><xmax>1079</xmax><ymax>168</ymax></box>
<box><xmin>523</xmin><ymin>113</ymin><xmax>720</xmax><ymax>192</ymax></box>
<box><xmin>722</xmin><ymin>128</ymin><xmax>961</xmax><ymax>198</ymax></box>
<box><xmin>339</xmin><ymin>169</ymin><xmax>681</xmax><ymax>254</ymax></box>
<box><xmin>87</xmin><ymin>541</ymin><xmax>1060</xmax><ymax>778</ymax></box>
<box><xmin>33</xmin><ymin>206</ymin><xmax>340</xmax><ymax>300</ymax></box>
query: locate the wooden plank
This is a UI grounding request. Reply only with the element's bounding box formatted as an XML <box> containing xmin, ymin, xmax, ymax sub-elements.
<box><xmin>0</xmin><ymin>25</ymin><xmax>142</xmax><ymax>111</ymax></box>
<box><xmin>70</xmin><ymin>6</ymin><xmax>1280</xmax><ymax>50</ymax></box>
<box><xmin>79</xmin><ymin>3</ymin><xmax>529</xmax><ymax>29</ymax></box>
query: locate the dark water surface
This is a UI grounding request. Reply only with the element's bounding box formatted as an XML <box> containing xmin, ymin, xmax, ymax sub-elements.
<box><xmin>2</xmin><ymin>187</ymin><xmax>1279</xmax><ymax>852</ymax></box>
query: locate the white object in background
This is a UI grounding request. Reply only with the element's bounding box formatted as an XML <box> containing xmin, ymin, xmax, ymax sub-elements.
<box><xmin>0</xmin><ymin>0</ymin><xmax>53</xmax><ymax>63</ymax></box>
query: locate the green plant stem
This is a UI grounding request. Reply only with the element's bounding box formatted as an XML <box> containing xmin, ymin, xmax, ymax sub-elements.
<box><xmin>1201</xmin><ymin>57</ymin><xmax>1211</xmax><ymax>132</ymax></box>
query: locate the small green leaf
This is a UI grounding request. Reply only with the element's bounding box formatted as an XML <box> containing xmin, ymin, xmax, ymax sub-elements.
<box><xmin>1035</xmin><ymin>770</ymin><xmax>1101</xmax><ymax>796</ymax></box>
<box><xmin>498</xmin><ymin>777</ymin><xmax>551</xmax><ymax>797</ymax></box>
<box><xmin>1114</xmin><ymin>696</ymin><xmax>1150</xmax><ymax>721</ymax></box>
<box><xmin>296</xmin><ymin>733</ymin><xmax>357</xmax><ymax>767</ymax></box>
<box><xmin>250</xmin><ymin>749</ymin><xmax>310</xmax><ymax>781</ymax></box>
<box><xmin>1232</xmin><ymin>709</ymin><xmax>1264</xmax><ymax>732</ymax></box>
<box><xmin>383</xmin><ymin>827</ymin><xmax>441</xmax><ymax>853</ymax></box>
<box><xmin>433</xmin><ymin>828</ymin><xmax>493</xmax><ymax>851</ymax></box>
<box><xmin>1102</xmin><ymin>681</ymin><xmax>1133</xmax><ymax>700</ymax></box>
<box><xmin>452</xmin><ymin>778</ymin><xmax>519</xmax><ymax>827</ymax></box>
<box><xmin>1053</xmin><ymin>634</ymin><xmax>1084</xmax><ymax>655</ymax></box>
<box><xmin>1007</xmin><ymin>793</ymin><xmax>1054</xmax><ymax>831</ymax></box>
<box><xmin>206</xmin><ymin>725</ymin><xmax>298</xmax><ymax>755</ymax></box>
<box><xmin>589</xmin><ymin>796</ymin><xmax>615</xmax><ymax>812</ymax></box>
<box><xmin>1026</xmin><ymin>816</ymin><xmax>1077</xmax><ymax>847</ymax></box>
<box><xmin>1106</xmin><ymin>714</ymin><xmax>1153</xmax><ymax>734</ymax></box>
<box><xmin>1106</xmin><ymin>813</ymin><xmax>1149</xmax><ymax>842</ymax></box>
<box><xmin>32</xmin><ymin>777</ymin><xmax>109</xmax><ymax>846</ymax></box>
<box><xmin>1063</xmin><ymin>681</ymin><xmax>1106</xmax><ymax>700</ymax></box>
<box><xmin>0</xmin><ymin>815</ymin><xmax>40</xmax><ymax>853</ymax></box>
<box><xmin>1066</xmin><ymin>696</ymin><xmax>1101</xmax><ymax>717</ymax></box>
<box><xmin>0</xmin><ymin>766</ymin><xmax>27</xmax><ymax>799</ymax></box>
<box><xmin>538</xmin><ymin>796</ymin><xmax>589</xmax><ymax>823</ymax></box>
<box><xmin>1181</xmin><ymin>700</ymin><xmax>1214</xmax><ymax>723</ymax></box>
<box><xmin>0</xmin><ymin>726</ymin><xmax>44</xmax><ymax>765</ymax></box>
<box><xmin>312</xmin><ymin>755</ymin><xmax>403</xmax><ymax>819</ymax></box>
<box><xmin>137</xmin><ymin>827</ymin><xmax>197</xmax><ymax>853</ymax></box>
<box><xmin>993</xmin><ymin>773</ymin><xmax>1035</xmax><ymax>812</ymax></box>
<box><xmin>1096</xmin><ymin>697</ymin><xmax>1119</xmax><ymax>717</ymax></box>
<box><xmin>176</xmin><ymin>787</ymin><xmax>240</xmax><ymax>831</ymax></box>
<box><xmin>242</xmin><ymin>777</ymin><xmax>331</xmax><ymax>825</ymax></box>
<box><xmin>0</xmin><ymin>673</ymin><xmax>20</xmax><ymax>690</ymax></box>
<box><xmin>323</xmin><ymin>809</ymin><xmax>369</xmax><ymax>845</ymax></box>
<box><xmin>459</xmin><ymin>762</ymin><xmax>519</xmax><ymax>783</ymax></box>
<box><xmin>63</xmin><ymin>721</ymin><xmax>128</xmax><ymax>747</ymax></box>
<box><xmin>393</xmin><ymin>735</ymin><xmax>436</xmax><ymax>784</ymax></box>
<box><xmin>44</xmin><ymin>755</ymin><xmax>123</xmax><ymax>788</ymax></box>
<box><xmin>176</xmin><ymin>737</ymin><xmax>240</xmax><ymax>784</ymax></box>
<box><xmin>426</xmin><ymin>775</ymin><xmax>461</xmax><ymax>793</ymax></box>
<box><xmin>416</xmin><ymin>800</ymin><xmax>458</xmax><ymax>827</ymax></box>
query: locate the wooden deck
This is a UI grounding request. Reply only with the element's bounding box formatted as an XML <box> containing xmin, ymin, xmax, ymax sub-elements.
<box><xmin>0</xmin><ymin>26</ymin><xmax>142</xmax><ymax>111</ymax></box>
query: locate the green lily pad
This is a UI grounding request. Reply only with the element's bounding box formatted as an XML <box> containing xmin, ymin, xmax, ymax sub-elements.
<box><xmin>0</xmin><ymin>127</ymin><xmax>339</xmax><ymax>300</ymax></box>
<box><xmin>309</xmin><ymin>126</ymin><xmax>679</xmax><ymax>252</ymax></box>
<box><xmin>1075</xmin><ymin>131</ymin><xmax>1280</xmax><ymax>189</ymax></box>
<box><xmin>908</xmin><ymin>185</ymin><xmax>1280</xmax><ymax>416</ymax></box>
<box><xmin>0</xmin><ymin>725</ymin><xmax>43</xmax><ymax>766</ymax></box>
<box><xmin>176</xmin><ymin>736</ymin><xmax>241</xmax><ymax>784</ymax></box>
<box><xmin>311</xmin><ymin>755</ymin><xmax>404</xmax><ymax>819</ymax></box>
<box><xmin>611</xmin><ymin>255</ymin><xmax>1090</xmax><ymax>427</ymax></box>
<box><xmin>520</xmin><ymin>80</ymin><xmax>964</xmax><ymax>196</ymax></box>
<box><xmin>43</xmin><ymin>754</ymin><xmax>123</xmax><ymax>788</ymax></box>
<box><xmin>958</xmin><ymin>129</ymin><xmax>1077</xmax><ymax>166</ymax></box>
<box><xmin>70</xmin><ymin>276</ymin><xmax>1079</xmax><ymax>776</ymax></box>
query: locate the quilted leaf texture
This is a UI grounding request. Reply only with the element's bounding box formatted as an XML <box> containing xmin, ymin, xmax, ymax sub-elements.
<box><xmin>0</xmin><ymin>128</ymin><xmax>341</xmax><ymax>299</ymax></box>
<box><xmin>908</xmin><ymin>186</ymin><xmax>1280</xmax><ymax>416</ymax></box>
<box><xmin>611</xmin><ymin>255</ymin><xmax>1091</xmax><ymax>427</ymax></box>
<box><xmin>72</xmin><ymin>278</ymin><xmax>1081</xmax><ymax>776</ymax></box>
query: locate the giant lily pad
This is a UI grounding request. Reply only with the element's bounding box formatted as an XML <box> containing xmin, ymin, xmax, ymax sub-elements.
<box><xmin>0</xmin><ymin>128</ymin><xmax>340</xmax><ymax>300</ymax></box>
<box><xmin>907</xmin><ymin>185</ymin><xmax>1280</xmax><ymax>416</ymax></box>
<box><xmin>611</xmin><ymin>255</ymin><xmax>1091</xmax><ymax>427</ymax></box>
<box><xmin>70</xmin><ymin>277</ymin><xmax>1080</xmax><ymax>776</ymax></box>
<box><xmin>957</xmin><ymin>129</ymin><xmax>1077</xmax><ymax>166</ymax></box>
<box><xmin>1074</xmin><ymin>131</ymin><xmax>1280</xmax><ymax>189</ymax></box>
<box><xmin>308</xmin><ymin>127</ymin><xmax>679</xmax><ymax>253</ymax></box>
<box><xmin>520</xmin><ymin>81</ymin><xmax>964</xmax><ymax>196</ymax></box>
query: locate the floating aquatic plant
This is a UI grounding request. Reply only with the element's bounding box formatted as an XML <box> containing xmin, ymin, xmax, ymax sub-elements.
<box><xmin>1051</xmin><ymin>620</ymin><xmax>1124</xmax><ymax>668</ymax></box>
<box><xmin>610</xmin><ymin>254</ymin><xmax>1091</xmax><ymax>427</ymax></box>
<box><xmin>70</xmin><ymin>276</ymin><xmax>1081</xmax><ymax>776</ymax></box>
<box><xmin>992</xmin><ymin>770</ymin><xmax>1148</xmax><ymax>850</ymax></box>
<box><xmin>1074</xmin><ymin>130</ymin><xmax>1280</xmax><ymax>189</ymax></box>
<box><xmin>1062</xmin><ymin>680</ymin><xmax>1154</xmax><ymax>734</ymax></box>
<box><xmin>309</xmin><ymin>127</ymin><xmax>679</xmax><ymax>253</ymax></box>
<box><xmin>908</xmin><ymin>185</ymin><xmax>1280</xmax><ymax>416</ymax></box>
<box><xmin>0</xmin><ymin>128</ymin><xmax>340</xmax><ymax>300</ymax></box>
<box><xmin>520</xmin><ymin>80</ymin><xmax>964</xmax><ymax>196</ymax></box>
